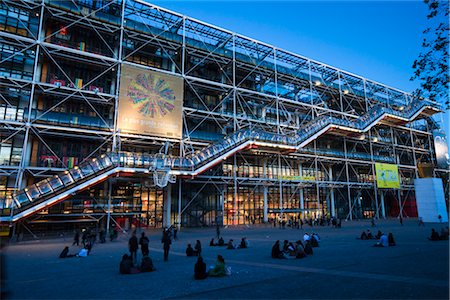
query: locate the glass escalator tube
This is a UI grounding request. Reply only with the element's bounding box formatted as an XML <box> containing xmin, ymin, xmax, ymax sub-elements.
<box><xmin>13</xmin><ymin>192</ymin><xmax>31</xmax><ymax>207</ymax></box>
<box><xmin>59</xmin><ymin>171</ymin><xmax>75</xmax><ymax>186</ymax></box>
<box><xmin>35</xmin><ymin>179</ymin><xmax>53</xmax><ymax>196</ymax></box>
<box><xmin>89</xmin><ymin>158</ymin><xmax>104</xmax><ymax>172</ymax></box>
<box><xmin>47</xmin><ymin>175</ymin><xmax>64</xmax><ymax>193</ymax></box>
<box><xmin>69</xmin><ymin>167</ymin><xmax>84</xmax><ymax>181</ymax></box>
<box><xmin>25</xmin><ymin>185</ymin><xmax>41</xmax><ymax>202</ymax></box>
<box><xmin>99</xmin><ymin>154</ymin><xmax>113</xmax><ymax>168</ymax></box>
<box><xmin>79</xmin><ymin>162</ymin><xmax>95</xmax><ymax>177</ymax></box>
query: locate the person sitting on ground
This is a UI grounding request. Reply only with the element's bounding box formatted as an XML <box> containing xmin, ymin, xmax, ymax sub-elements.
<box><xmin>140</xmin><ymin>255</ymin><xmax>154</xmax><ymax>272</ymax></box>
<box><xmin>304</xmin><ymin>240</ymin><xmax>313</xmax><ymax>255</ymax></box>
<box><xmin>208</xmin><ymin>255</ymin><xmax>226</xmax><ymax>277</ymax></box>
<box><xmin>367</xmin><ymin>230</ymin><xmax>374</xmax><ymax>239</ymax></box>
<box><xmin>374</xmin><ymin>232</ymin><xmax>388</xmax><ymax>247</ymax></box>
<box><xmin>429</xmin><ymin>228</ymin><xmax>440</xmax><ymax>241</ymax></box>
<box><xmin>227</xmin><ymin>239</ymin><xmax>236</xmax><ymax>249</ymax></box>
<box><xmin>388</xmin><ymin>233</ymin><xmax>396</xmax><ymax>246</ymax></box>
<box><xmin>218</xmin><ymin>237</ymin><xmax>225</xmax><ymax>246</ymax></box>
<box><xmin>194</xmin><ymin>240</ymin><xmax>202</xmax><ymax>256</ymax></box>
<box><xmin>194</xmin><ymin>256</ymin><xmax>208</xmax><ymax>280</ymax></box>
<box><xmin>271</xmin><ymin>240</ymin><xmax>285</xmax><ymax>259</ymax></box>
<box><xmin>119</xmin><ymin>254</ymin><xmax>134</xmax><ymax>274</ymax></box>
<box><xmin>439</xmin><ymin>227</ymin><xmax>449</xmax><ymax>240</ymax></box>
<box><xmin>238</xmin><ymin>237</ymin><xmax>248</xmax><ymax>249</ymax></box>
<box><xmin>282</xmin><ymin>240</ymin><xmax>290</xmax><ymax>254</ymax></box>
<box><xmin>78</xmin><ymin>247</ymin><xmax>89</xmax><ymax>257</ymax></box>
<box><xmin>210</xmin><ymin>238</ymin><xmax>216</xmax><ymax>246</ymax></box>
<box><xmin>303</xmin><ymin>233</ymin><xmax>311</xmax><ymax>242</ymax></box>
<box><xmin>360</xmin><ymin>231</ymin><xmax>368</xmax><ymax>240</ymax></box>
<box><xmin>59</xmin><ymin>246</ymin><xmax>76</xmax><ymax>258</ymax></box>
<box><xmin>186</xmin><ymin>244</ymin><xmax>195</xmax><ymax>257</ymax></box>
<box><xmin>375</xmin><ymin>230</ymin><xmax>383</xmax><ymax>239</ymax></box>
<box><xmin>311</xmin><ymin>234</ymin><xmax>319</xmax><ymax>247</ymax></box>
<box><xmin>295</xmin><ymin>241</ymin><xmax>307</xmax><ymax>259</ymax></box>
<box><xmin>287</xmin><ymin>242</ymin><xmax>297</xmax><ymax>257</ymax></box>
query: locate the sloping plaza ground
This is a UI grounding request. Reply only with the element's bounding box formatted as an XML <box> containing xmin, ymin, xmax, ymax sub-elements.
<box><xmin>2</xmin><ymin>219</ymin><xmax>449</xmax><ymax>299</ymax></box>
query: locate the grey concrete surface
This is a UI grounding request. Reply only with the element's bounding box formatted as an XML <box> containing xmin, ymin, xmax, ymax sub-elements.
<box><xmin>2</xmin><ymin>219</ymin><xmax>449</xmax><ymax>299</ymax></box>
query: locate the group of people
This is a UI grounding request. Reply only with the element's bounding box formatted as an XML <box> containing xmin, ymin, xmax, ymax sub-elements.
<box><xmin>209</xmin><ymin>237</ymin><xmax>225</xmax><ymax>246</ymax></box>
<box><xmin>226</xmin><ymin>237</ymin><xmax>249</xmax><ymax>249</ymax></box>
<box><xmin>186</xmin><ymin>240</ymin><xmax>202</xmax><ymax>256</ymax></box>
<box><xmin>373</xmin><ymin>232</ymin><xmax>396</xmax><ymax>247</ymax></box>
<box><xmin>128</xmin><ymin>231</ymin><xmax>151</xmax><ymax>263</ymax></box>
<box><xmin>428</xmin><ymin>227</ymin><xmax>449</xmax><ymax>241</ymax></box>
<box><xmin>60</xmin><ymin>229</ymin><xmax>98</xmax><ymax>258</ymax></box>
<box><xmin>358</xmin><ymin>230</ymin><xmax>396</xmax><ymax>247</ymax></box>
<box><xmin>120</xmin><ymin>253</ymin><xmax>154</xmax><ymax>274</ymax></box>
<box><xmin>194</xmin><ymin>255</ymin><xmax>229</xmax><ymax>279</ymax></box>
<box><xmin>272</xmin><ymin>239</ymin><xmax>313</xmax><ymax>259</ymax></box>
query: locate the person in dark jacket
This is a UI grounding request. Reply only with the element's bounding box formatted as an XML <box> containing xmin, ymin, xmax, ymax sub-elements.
<box><xmin>72</xmin><ymin>231</ymin><xmax>80</xmax><ymax>246</ymax></box>
<box><xmin>186</xmin><ymin>244</ymin><xmax>195</xmax><ymax>256</ymax></box>
<box><xmin>162</xmin><ymin>230</ymin><xmax>171</xmax><ymax>261</ymax></box>
<box><xmin>139</xmin><ymin>232</ymin><xmax>149</xmax><ymax>256</ymax></box>
<box><xmin>194</xmin><ymin>256</ymin><xmax>207</xmax><ymax>280</ymax></box>
<box><xmin>304</xmin><ymin>240</ymin><xmax>313</xmax><ymax>255</ymax></box>
<box><xmin>194</xmin><ymin>240</ymin><xmax>202</xmax><ymax>256</ymax></box>
<box><xmin>429</xmin><ymin>228</ymin><xmax>440</xmax><ymax>241</ymax></box>
<box><xmin>218</xmin><ymin>237</ymin><xmax>225</xmax><ymax>246</ymax></box>
<box><xmin>129</xmin><ymin>232</ymin><xmax>139</xmax><ymax>264</ymax></box>
<box><xmin>388</xmin><ymin>233</ymin><xmax>396</xmax><ymax>246</ymax></box>
<box><xmin>271</xmin><ymin>240</ymin><xmax>285</xmax><ymax>259</ymax></box>
<box><xmin>120</xmin><ymin>254</ymin><xmax>133</xmax><ymax>274</ymax></box>
<box><xmin>140</xmin><ymin>255</ymin><xmax>154</xmax><ymax>272</ymax></box>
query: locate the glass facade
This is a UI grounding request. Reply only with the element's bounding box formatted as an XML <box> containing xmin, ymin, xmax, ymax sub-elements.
<box><xmin>0</xmin><ymin>0</ymin><xmax>447</xmax><ymax>233</ymax></box>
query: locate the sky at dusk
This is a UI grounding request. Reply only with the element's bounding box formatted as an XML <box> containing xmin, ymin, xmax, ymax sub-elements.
<box><xmin>151</xmin><ymin>0</ymin><xmax>449</xmax><ymax>133</ymax></box>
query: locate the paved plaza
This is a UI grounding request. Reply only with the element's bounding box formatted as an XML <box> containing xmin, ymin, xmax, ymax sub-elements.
<box><xmin>2</xmin><ymin>219</ymin><xmax>449</xmax><ymax>299</ymax></box>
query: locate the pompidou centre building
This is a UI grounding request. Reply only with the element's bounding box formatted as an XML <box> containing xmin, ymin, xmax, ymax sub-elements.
<box><xmin>0</xmin><ymin>0</ymin><xmax>448</xmax><ymax>233</ymax></box>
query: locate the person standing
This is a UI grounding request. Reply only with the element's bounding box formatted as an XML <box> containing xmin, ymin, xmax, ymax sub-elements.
<box><xmin>162</xmin><ymin>230</ymin><xmax>171</xmax><ymax>261</ymax></box>
<box><xmin>128</xmin><ymin>231</ymin><xmax>139</xmax><ymax>264</ymax></box>
<box><xmin>139</xmin><ymin>232</ymin><xmax>149</xmax><ymax>256</ymax></box>
<box><xmin>72</xmin><ymin>231</ymin><xmax>80</xmax><ymax>246</ymax></box>
<box><xmin>399</xmin><ymin>216</ymin><xmax>403</xmax><ymax>226</ymax></box>
<box><xmin>216</xmin><ymin>224</ymin><xmax>220</xmax><ymax>239</ymax></box>
<box><xmin>194</xmin><ymin>240</ymin><xmax>202</xmax><ymax>256</ymax></box>
<box><xmin>173</xmin><ymin>227</ymin><xmax>178</xmax><ymax>240</ymax></box>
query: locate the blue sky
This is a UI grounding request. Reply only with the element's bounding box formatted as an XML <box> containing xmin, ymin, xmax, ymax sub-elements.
<box><xmin>151</xmin><ymin>0</ymin><xmax>449</xmax><ymax>133</ymax></box>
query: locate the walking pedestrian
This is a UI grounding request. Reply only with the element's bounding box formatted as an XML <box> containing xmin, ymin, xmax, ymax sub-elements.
<box><xmin>139</xmin><ymin>232</ymin><xmax>149</xmax><ymax>256</ymax></box>
<box><xmin>72</xmin><ymin>231</ymin><xmax>80</xmax><ymax>246</ymax></box>
<box><xmin>129</xmin><ymin>231</ymin><xmax>139</xmax><ymax>264</ymax></box>
<box><xmin>162</xmin><ymin>230</ymin><xmax>171</xmax><ymax>261</ymax></box>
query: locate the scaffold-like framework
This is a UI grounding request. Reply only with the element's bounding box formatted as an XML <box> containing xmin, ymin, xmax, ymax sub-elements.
<box><xmin>0</xmin><ymin>0</ymin><xmax>448</xmax><ymax>231</ymax></box>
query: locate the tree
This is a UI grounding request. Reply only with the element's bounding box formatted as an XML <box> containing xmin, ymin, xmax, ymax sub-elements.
<box><xmin>411</xmin><ymin>0</ymin><xmax>449</xmax><ymax>109</ymax></box>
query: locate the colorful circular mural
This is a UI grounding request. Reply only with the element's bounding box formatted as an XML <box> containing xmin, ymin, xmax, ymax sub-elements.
<box><xmin>127</xmin><ymin>73</ymin><xmax>176</xmax><ymax>118</ymax></box>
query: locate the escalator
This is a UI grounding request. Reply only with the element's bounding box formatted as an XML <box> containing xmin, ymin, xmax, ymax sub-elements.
<box><xmin>0</xmin><ymin>98</ymin><xmax>440</xmax><ymax>222</ymax></box>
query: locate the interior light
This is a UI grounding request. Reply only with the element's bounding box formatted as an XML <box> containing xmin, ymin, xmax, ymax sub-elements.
<box><xmin>315</xmin><ymin>81</ymin><xmax>321</xmax><ymax>86</ymax></box>
<box><xmin>343</xmin><ymin>90</ymin><xmax>349</xmax><ymax>94</ymax></box>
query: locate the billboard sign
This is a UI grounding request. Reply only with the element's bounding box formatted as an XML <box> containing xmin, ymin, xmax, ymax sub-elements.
<box><xmin>118</xmin><ymin>65</ymin><xmax>184</xmax><ymax>139</ymax></box>
<box><xmin>433</xmin><ymin>131</ymin><xmax>450</xmax><ymax>169</ymax></box>
<box><xmin>375</xmin><ymin>163</ymin><xmax>400</xmax><ymax>189</ymax></box>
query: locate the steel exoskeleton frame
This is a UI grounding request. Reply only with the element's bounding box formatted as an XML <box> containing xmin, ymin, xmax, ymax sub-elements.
<box><xmin>0</xmin><ymin>0</ymin><xmax>447</xmax><ymax>230</ymax></box>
